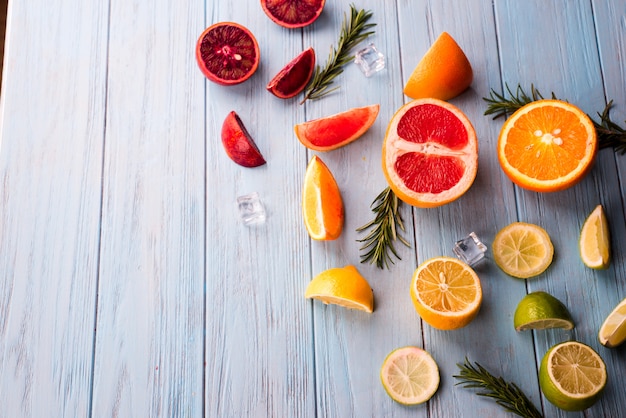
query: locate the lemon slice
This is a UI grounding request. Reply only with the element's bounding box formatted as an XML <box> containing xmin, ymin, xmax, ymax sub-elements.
<box><xmin>513</xmin><ymin>291</ymin><xmax>574</xmax><ymax>331</ymax></box>
<box><xmin>579</xmin><ymin>204</ymin><xmax>610</xmax><ymax>269</ymax></box>
<box><xmin>539</xmin><ymin>341</ymin><xmax>607</xmax><ymax>411</ymax></box>
<box><xmin>598</xmin><ymin>297</ymin><xmax>626</xmax><ymax>348</ymax></box>
<box><xmin>305</xmin><ymin>265</ymin><xmax>374</xmax><ymax>313</ymax></box>
<box><xmin>380</xmin><ymin>346</ymin><xmax>440</xmax><ymax>405</ymax></box>
<box><xmin>492</xmin><ymin>222</ymin><xmax>554</xmax><ymax>279</ymax></box>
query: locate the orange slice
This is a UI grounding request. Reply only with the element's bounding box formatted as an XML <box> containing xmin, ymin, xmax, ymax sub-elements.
<box><xmin>295</xmin><ymin>105</ymin><xmax>380</xmax><ymax>151</ymax></box>
<box><xmin>410</xmin><ymin>257</ymin><xmax>482</xmax><ymax>330</ymax></box>
<box><xmin>302</xmin><ymin>155</ymin><xmax>344</xmax><ymax>240</ymax></box>
<box><xmin>382</xmin><ymin>98</ymin><xmax>478</xmax><ymax>208</ymax></box>
<box><xmin>403</xmin><ymin>32</ymin><xmax>473</xmax><ymax>100</ymax></box>
<box><xmin>498</xmin><ymin>100</ymin><xmax>597</xmax><ymax>192</ymax></box>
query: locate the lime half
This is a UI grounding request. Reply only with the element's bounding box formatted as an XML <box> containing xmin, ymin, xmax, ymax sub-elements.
<box><xmin>514</xmin><ymin>291</ymin><xmax>574</xmax><ymax>331</ymax></box>
<box><xmin>598</xmin><ymin>297</ymin><xmax>626</xmax><ymax>348</ymax></box>
<box><xmin>539</xmin><ymin>341</ymin><xmax>606</xmax><ymax>411</ymax></box>
<box><xmin>579</xmin><ymin>204</ymin><xmax>610</xmax><ymax>269</ymax></box>
<box><xmin>492</xmin><ymin>222</ymin><xmax>554</xmax><ymax>279</ymax></box>
<box><xmin>380</xmin><ymin>346</ymin><xmax>439</xmax><ymax>405</ymax></box>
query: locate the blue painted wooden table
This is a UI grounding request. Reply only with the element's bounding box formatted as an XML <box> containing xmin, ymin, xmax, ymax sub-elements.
<box><xmin>1</xmin><ymin>0</ymin><xmax>625</xmax><ymax>417</ymax></box>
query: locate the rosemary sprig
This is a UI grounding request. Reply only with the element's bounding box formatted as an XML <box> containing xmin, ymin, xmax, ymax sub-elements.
<box><xmin>356</xmin><ymin>187</ymin><xmax>410</xmax><ymax>270</ymax></box>
<box><xmin>300</xmin><ymin>4</ymin><xmax>375</xmax><ymax>104</ymax></box>
<box><xmin>483</xmin><ymin>83</ymin><xmax>626</xmax><ymax>153</ymax></box>
<box><xmin>454</xmin><ymin>358</ymin><xmax>543</xmax><ymax>418</ymax></box>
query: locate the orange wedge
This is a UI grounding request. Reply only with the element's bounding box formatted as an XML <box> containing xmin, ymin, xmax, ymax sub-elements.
<box><xmin>498</xmin><ymin>100</ymin><xmax>597</xmax><ymax>192</ymax></box>
<box><xmin>403</xmin><ymin>32</ymin><xmax>473</xmax><ymax>100</ymax></box>
<box><xmin>302</xmin><ymin>156</ymin><xmax>344</xmax><ymax>240</ymax></box>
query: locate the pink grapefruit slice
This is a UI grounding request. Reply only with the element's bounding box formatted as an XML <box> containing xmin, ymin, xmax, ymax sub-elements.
<box><xmin>260</xmin><ymin>0</ymin><xmax>326</xmax><ymax>29</ymax></box>
<box><xmin>267</xmin><ymin>47</ymin><xmax>316</xmax><ymax>99</ymax></box>
<box><xmin>294</xmin><ymin>104</ymin><xmax>380</xmax><ymax>151</ymax></box>
<box><xmin>382</xmin><ymin>98</ymin><xmax>478</xmax><ymax>208</ymax></box>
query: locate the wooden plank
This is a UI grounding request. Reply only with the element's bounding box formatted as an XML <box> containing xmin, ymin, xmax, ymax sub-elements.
<box><xmin>89</xmin><ymin>1</ymin><xmax>205</xmax><ymax>416</ymax></box>
<box><xmin>0</xmin><ymin>0</ymin><xmax>108</xmax><ymax>416</ymax></box>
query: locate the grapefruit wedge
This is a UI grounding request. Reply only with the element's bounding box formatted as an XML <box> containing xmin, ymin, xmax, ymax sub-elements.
<box><xmin>382</xmin><ymin>98</ymin><xmax>478</xmax><ymax>208</ymax></box>
<box><xmin>295</xmin><ymin>104</ymin><xmax>380</xmax><ymax>151</ymax></box>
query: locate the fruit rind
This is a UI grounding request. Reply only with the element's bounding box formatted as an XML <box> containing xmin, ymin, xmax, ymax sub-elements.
<box><xmin>579</xmin><ymin>204</ymin><xmax>610</xmax><ymax>269</ymax></box>
<box><xmin>380</xmin><ymin>346</ymin><xmax>440</xmax><ymax>405</ymax></box>
<box><xmin>492</xmin><ymin>222</ymin><xmax>554</xmax><ymax>279</ymax></box>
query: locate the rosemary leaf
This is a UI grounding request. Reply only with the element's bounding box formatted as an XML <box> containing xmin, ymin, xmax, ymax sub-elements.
<box><xmin>454</xmin><ymin>358</ymin><xmax>543</xmax><ymax>418</ymax></box>
<box><xmin>356</xmin><ymin>187</ymin><xmax>410</xmax><ymax>270</ymax></box>
<box><xmin>300</xmin><ymin>4</ymin><xmax>376</xmax><ymax>104</ymax></box>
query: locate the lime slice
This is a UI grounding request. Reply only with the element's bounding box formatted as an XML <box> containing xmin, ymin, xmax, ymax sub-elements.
<box><xmin>579</xmin><ymin>205</ymin><xmax>610</xmax><ymax>269</ymax></box>
<box><xmin>514</xmin><ymin>291</ymin><xmax>574</xmax><ymax>331</ymax></box>
<box><xmin>492</xmin><ymin>222</ymin><xmax>554</xmax><ymax>279</ymax></box>
<box><xmin>380</xmin><ymin>346</ymin><xmax>439</xmax><ymax>405</ymax></box>
<box><xmin>598</xmin><ymin>297</ymin><xmax>626</xmax><ymax>348</ymax></box>
<box><xmin>539</xmin><ymin>341</ymin><xmax>607</xmax><ymax>411</ymax></box>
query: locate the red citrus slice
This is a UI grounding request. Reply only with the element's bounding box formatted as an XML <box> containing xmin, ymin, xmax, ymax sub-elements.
<box><xmin>260</xmin><ymin>0</ymin><xmax>326</xmax><ymax>29</ymax></box>
<box><xmin>382</xmin><ymin>98</ymin><xmax>478</xmax><ymax>208</ymax></box>
<box><xmin>267</xmin><ymin>47</ymin><xmax>316</xmax><ymax>99</ymax></box>
<box><xmin>294</xmin><ymin>105</ymin><xmax>380</xmax><ymax>151</ymax></box>
<box><xmin>221</xmin><ymin>111</ymin><xmax>266</xmax><ymax>167</ymax></box>
<box><xmin>196</xmin><ymin>22</ymin><xmax>260</xmax><ymax>85</ymax></box>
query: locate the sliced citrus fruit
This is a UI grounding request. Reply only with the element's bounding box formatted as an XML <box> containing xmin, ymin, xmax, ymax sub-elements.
<box><xmin>295</xmin><ymin>104</ymin><xmax>380</xmax><ymax>151</ymax></box>
<box><xmin>513</xmin><ymin>291</ymin><xmax>574</xmax><ymax>331</ymax></box>
<box><xmin>380</xmin><ymin>346</ymin><xmax>440</xmax><ymax>405</ymax></box>
<box><xmin>302</xmin><ymin>155</ymin><xmax>343</xmax><ymax>240</ymax></box>
<box><xmin>267</xmin><ymin>47</ymin><xmax>316</xmax><ymax>99</ymax></box>
<box><xmin>579</xmin><ymin>204</ymin><xmax>610</xmax><ymax>269</ymax></box>
<box><xmin>539</xmin><ymin>341</ymin><xmax>607</xmax><ymax>411</ymax></box>
<box><xmin>410</xmin><ymin>256</ymin><xmax>482</xmax><ymax>330</ymax></box>
<box><xmin>492</xmin><ymin>222</ymin><xmax>554</xmax><ymax>279</ymax></box>
<box><xmin>403</xmin><ymin>32</ymin><xmax>473</xmax><ymax>101</ymax></box>
<box><xmin>498</xmin><ymin>99</ymin><xmax>597</xmax><ymax>192</ymax></box>
<box><xmin>382</xmin><ymin>98</ymin><xmax>478</xmax><ymax>208</ymax></box>
<box><xmin>305</xmin><ymin>265</ymin><xmax>374</xmax><ymax>313</ymax></box>
<box><xmin>221</xmin><ymin>111</ymin><xmax>266</xmax><ymax>167</ymax></box>
<box><xmin>260</xmin><ymin>0</ymin><xmax>325</xmax><ymax>29</ymax></box>
<box><xmin>598</xmin><ymin>297</ymin><xmax>626</xmax><ymax>348</ymax></box>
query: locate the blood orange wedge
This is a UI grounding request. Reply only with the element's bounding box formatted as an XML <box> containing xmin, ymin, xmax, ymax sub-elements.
<box><xmin>302</xmin><ymin>156</ymin><xmax>344</xmax><ymax>240</ymax></box>
<box><xmin>196</xmin><ymin>22</ymin><xmax>260</xmax><ymax>85</ymax></box>
<box><xmin>403</xmin><ymin>32</ymin><xmax>473</xmax><ymax>101</ymax></box>
<box><xmin>498</xmin><ymin>100</ymin><xmax>597</xmax><ymax>192</ymax></box>
<box><xmin>295</xmin><ymin>105</ymin><xmax>380</xmax><ymax>151</ymax></box>
<box><xmin>221</xmin><ymin>111</ymin><xmax>266</xmax><ymax>167</ymax></box>
<box><xmin>267</xmin><ymin>47</ymin><xmax>315</xmax><ymax>99</ymax></box>
<box><xmin>260</xmin><ymin>0</ymin><xmax>326</xmax><ymax>29</ymax></box>
<box><xmin>382</xmin><ymin>98</ymin><xmax>478</xmax><ymax>208</ymax></box>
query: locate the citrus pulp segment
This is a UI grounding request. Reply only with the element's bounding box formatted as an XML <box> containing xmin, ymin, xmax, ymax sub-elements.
<box><xmin>598</xmin><ymin>297</ymin><xmax>626</xmax><ymax>348</ymax></box>
<box><xmin>260</xmin><ymin>0</ymin><xmax>326</xmax><ymax>28</ymax></box>
<box><xmin>539</xmin><ymin>341</ymin><xmax>607</xmax><ymax>411</ymax></box>
<box><xmin>221</xmin><ymin>111</ymin><xmax>266</xmax><ymax>167</ymax></box>
<box><xmin>295</xmin><ymin>105</ymin><xmax>380</xmax><ymax>151</ymax></box>
<box><xmin>267</xmin><ymin>47</ymin><xmax>316</xmax><ymax>99</ymax></box>
<box><xmin>403</xmin><ymin>32</ymin><xmax>473</xmax><ymax>100</ymax></box>
<box><xmin>513</xmin><ymin>291</ymin><xmax>574</xmax><ymax>331</ymax></box>
<box><xmin>579</xmin><ymin>204</ymin><xmax>610</xmax><ymax>269</ymax></box>
<box><xmin>196</xmin><ymin>22</ymin><xmax>260</xmax><ymax>85</ymax></box>
<box><xmin>492</xmin><ymin>222</ymin><xmax>554</xmax><ymax>279</ymax></box>
<box><xmin>410</xmin><ymin>257</ymin><xmax>482</xmax><ymax>330</ymax></box>
<box><xmin>380</xmin><ymin>346</ymin><xmax>440</xmax><ymax>405</ymax></box>
<box><xmin>382</xmin><ymin>98</ymin><xmax>478</xmax><ymax>208</ymax></box>
<box><xmin>305</xmin><ymin>265</ymin><xmax>374</xmax><ymax>313</ymax></box>
<box><xmin>497</xmin><ymin>100</ymin><xmax>597</xmax><ymax>192</ymax></box>
<box><xmin>302</xmin><ymin>156</ymin><xmax>344</xmax><ymax>240</ymax></box>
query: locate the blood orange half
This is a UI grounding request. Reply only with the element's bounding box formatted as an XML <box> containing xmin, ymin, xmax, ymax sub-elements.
<box><xmin>196</xmin><ymin>22</ymin><xmax>260</xmax><ymax>85</ymax></box>
<box><xmin>382</xmin><ymin>99</ymin><xmax>478</xmax><ymax>208</ymax></box>
<box><xmin>295</xmin><ymin>104</ymin><xmax>380</xmax><ymax>151</ymax></box>
<box><xmin>260</xmin><ymin>0</ymin><xmax>326</xmax><ymax>29</ymax></box>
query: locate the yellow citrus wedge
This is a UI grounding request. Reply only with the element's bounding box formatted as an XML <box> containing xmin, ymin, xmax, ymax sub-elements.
<box><xmin>305</xmin><ymin>265</ymin><xmax>374</xmax><ymax>313</ymax></box>
<box><xmin>403</xmin><ymin>32</ymin><xmax>473</xmax><ymax>100</ymax></box>
<box><xmin>579</xmin><ymin>204</ymin><xmax>610</xmax><ymax>269</ymax></box>
<box><xmin>410</xmin><ymin>257</ymin><xmax>482</xmax><ymax>330</ymax></box>
<box><xmin>380</xmin><ymin>346</ymin><xmax>440</xmax><ymax>405</ymax></box>
<box><xmin>302</xmin><ymin>155</ymin><xmax>344</xmax><ymax>240</ymax></box>
<box><xmin>492</xmin><ymin>222</ymin><xmax>554</xmax><ymax>279</ymax></box>
<box><xmin>598</xmin><ymin>297</ymin><xmax>626</xmax><ymax>348</ymax></box>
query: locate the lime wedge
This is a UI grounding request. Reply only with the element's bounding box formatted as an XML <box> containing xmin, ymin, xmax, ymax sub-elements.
<box><xmin>579</xmin><ymin>204</ymin><xmax>610</xmax><ymax>269</ymax></box>
<box><xmin>598</xmin><ymin>297</ymin><xmax>626</xmax><ymax>348</ymax></box>
<box><xmin>539</xmin><ymin>341</ymin><xmax>606</xmax><ymax>411</ymax></box>
<box><xmin>492</xmin><ymin>222</ymin><xmax>554</xmax><ymax>279</ymax></box>
<box><xmin>380</xmin><ymin>346</ymin><xmax>439</xmax><ymax>405</ymax></box>
<box><xmin>514</xmin><ymin>291</ymin><xmax>574</xmax><ymax>331</ymax></box>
